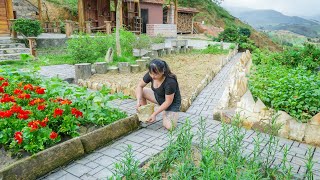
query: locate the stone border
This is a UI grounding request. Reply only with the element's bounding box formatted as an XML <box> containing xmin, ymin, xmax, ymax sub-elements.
<box><xmin>0</xmin><ymin>115</ymin><xmax>140</xmax><ymax>180</ymax></box>
<box><xmin>78</xmin><ymin>47</ymin><xmax>239</xmax><ymax>112</ymax></box>
<box><xmin>213</xmin><ymin>50</ymin><xmax>320</xmax><ymax>146</ymax></box>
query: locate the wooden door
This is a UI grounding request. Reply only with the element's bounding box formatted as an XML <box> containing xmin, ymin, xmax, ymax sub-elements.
<box><xmin>0</xmin><ymin>0</ymin><xmax>10</xmax><ymax>34</ymax></box>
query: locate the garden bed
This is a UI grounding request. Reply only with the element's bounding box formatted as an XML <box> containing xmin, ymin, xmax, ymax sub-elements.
<box><xmin>83</xmin><ymin>52</ymin><xmax>233</xmax><ymax>111</ymax></box>
<box><xmin>0</xmin><ymin>66</ymin><xmax>140</xmax><ymax>179</ymax></box>
<box><xmin>0</xmin><ymin>115</ymin><xmax>140</xmax><ymax>180</ymax></box>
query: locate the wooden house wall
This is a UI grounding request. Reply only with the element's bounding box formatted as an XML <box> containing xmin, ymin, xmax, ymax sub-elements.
<box><xmin>0</xmin><ymin>0</ymin><xmax>10</xmax><ymax>34</ymax></box>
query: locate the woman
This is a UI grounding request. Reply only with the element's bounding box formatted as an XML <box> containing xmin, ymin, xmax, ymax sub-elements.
<box><xmin>136</xmin><ymin>59</ymin><xmax>181</xmax><ymax>130</ymax></box>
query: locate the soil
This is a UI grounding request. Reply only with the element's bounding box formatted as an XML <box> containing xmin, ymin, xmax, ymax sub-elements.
<box><xmin>89</xmin><ymin>53</ymin><xmax>226</xmax><ymax>105</ymax></box>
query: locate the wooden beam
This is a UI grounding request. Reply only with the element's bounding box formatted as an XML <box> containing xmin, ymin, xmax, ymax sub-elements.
<box><xmin>37</xmin><ymin>0</ymin><xmax>42</xmax><ymax>21</ymax></box>
<box><xmin>78</xmin><ymin>0</ymin><xmax>85</xmax><ymax>32</ymax></box>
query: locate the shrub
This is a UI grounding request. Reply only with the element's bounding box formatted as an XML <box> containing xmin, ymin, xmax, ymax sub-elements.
<box><xmin>12</xmin><ymin>18</ymin><xmax>42</xmax><ymax>37</ymax></box>
<box><xmin>249</xmin><ymin>64</ymin><xmax>320</xmax><ymax>122</ymax></box>
<box><xmin>67</xmin><ymin>30</ymin><xmax>136</xmax><ymax>64</ymax></box>
<box><xmin>201</xmin><ymin>44</ymin><xmax>228</xmax><ymax>54</ymax></box>
<box><xmin>252</xmin><ymin>44</ymin><xmax>320</xmax><ymax>71</ymax></box>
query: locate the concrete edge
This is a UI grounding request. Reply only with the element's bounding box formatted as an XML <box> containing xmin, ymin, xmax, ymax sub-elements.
<box><xmin>0</xmin><ymin>114</ymin><xmax>140</xmax><ymax>180</ymax></box>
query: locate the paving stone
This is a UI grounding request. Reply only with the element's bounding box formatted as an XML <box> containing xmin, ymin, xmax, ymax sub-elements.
<box><xmin>93</xmin><ymin>168</ymin><xmax>114</xmax><ymax>179</ymax></box>
<box><xmin>57</xmin><ymin>173</ymin><xmax>81</xmax><ymax>180</ymax></box>
<box><xmin>98</xmin><ymin>147</ymin><xmax>123</xmax><ymax>157</ymax></box>
<box><xmin>94</xmin><ymin>155</ymin><xmax>116</xmax><ymax>167</ymax></box>
<box><xmin>85</xmin><ymin>152</ymin><xmax>104</xmax><ymax>161</ymax></box>
<box><xmin>65</xmin><ymin>163</ymin><xmax>92</xmax><ymax>177</ymax></box>
<box><xmin>86</xmin><ymin>162</ymin><xmax>100</xmax><ymax>169</ymax></box>
<box><xmin>142</xmin><ymin>148</ymin><xmax>160</xmax><ymax>156</ymax></box>
<box><xmin>80</xmin><ymin>174</ymin><xmax>98</xmax><ymax>180</ymax></box>
<box><xmin>43</xmin><ymin>170</ymin><xmax>68</xmax><ymax>180</ymax></box>
<box><xmin>87</xmin><ymin>165</ymin><xmax>105</xmax><ymax>176</ymax></box>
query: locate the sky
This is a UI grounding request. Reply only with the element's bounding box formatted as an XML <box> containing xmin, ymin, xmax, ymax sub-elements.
<box><xmin>221</xmin><ymin>0</ymin><xmax>320</xmax><ymax>17</ymax></box>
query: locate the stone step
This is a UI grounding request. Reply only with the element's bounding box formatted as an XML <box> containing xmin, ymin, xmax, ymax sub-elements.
<box><xmin>0</xmin><ymin>53</ymin><xmax>29</xmax><ymax>61</ymax></box>
<box><xmin>0</xmin><ymin>43</ymin><xmax>26</xmax><ymax>48</ymax></box>
<box><xmin>0</xmin><ymin>48</ymin><xmax>29</xmax><ymax>54</ymax></box>
<box><xmin>0</xmin><ymin>39</ymin><xmax>14</xmax><ymax>44</ymax></box>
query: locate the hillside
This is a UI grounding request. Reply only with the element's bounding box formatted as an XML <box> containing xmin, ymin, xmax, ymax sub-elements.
<box><xmin>225</xmin><ymin>8</ymin><xmax>320</xmax><ymax>38</ymax></box>
<box><xmin>31</xmin><ymin>0</ymin><xmax>281</xmax><ymax>51</ymax></box>
<box><xmin>185</xmin><ymin>1</ymin><xmax>281</xmax><ymax>51</ymax></box>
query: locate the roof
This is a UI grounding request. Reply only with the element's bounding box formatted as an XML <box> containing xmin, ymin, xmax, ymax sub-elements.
<box><xmin>164</xmin><ymin>6</ymin><xmax>199</xmax><ymax>13</ymax></box>
<box><xmin>140</xmin><ymin>0</ymin><xmax>165</xmax><ymax>4</ymax></box>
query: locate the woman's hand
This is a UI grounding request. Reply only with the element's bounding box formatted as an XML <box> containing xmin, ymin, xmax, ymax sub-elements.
<box><xmin>147</xmin><ymin>113</ymin><xmax>156</xmax><ymax>123</ymax></box>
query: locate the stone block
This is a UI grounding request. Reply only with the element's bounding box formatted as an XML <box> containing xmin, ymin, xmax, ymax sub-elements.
<box><xmin>288</xmin><ymin>119</ymin><xmax>306</xmax><ymax>142</ymax></box>
<box><xmin>0</xmin><ymin>138</ymin><xmax>84</xmax><ymax>180</ymax></box>
<box><xmin>80</xmin><ymin>115</ymin><xmax>140</xmax><ymax>153</ymax></box>
<box><xmin>118</xmin><ymin>62</ymin><xmax>131</xmax><ymax>73</ymax></box>
<box><xmin>137</xmin><ymin>104</ymin><xmax>155</xmax><ymax>123</ymax></box>
<box><xmin>305</xmin><ymin>123</ymin><xmax>320</xmax><ymax>145</ymax></box>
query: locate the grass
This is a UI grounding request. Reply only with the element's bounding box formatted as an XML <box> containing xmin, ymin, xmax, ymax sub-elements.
<box><xmin>192</xmin><ymin>44</ymin><xmax>229</xmax><ymax>55</ymax></box>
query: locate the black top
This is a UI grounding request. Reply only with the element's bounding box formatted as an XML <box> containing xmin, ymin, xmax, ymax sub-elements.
<box><xmin>143</xmin><ymin>72</ymin><xmax>181</xmax><ymax>111</ymax></box>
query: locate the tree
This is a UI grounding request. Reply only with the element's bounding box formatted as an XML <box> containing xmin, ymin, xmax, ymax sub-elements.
<box><xmin>116</xmin><ymin>0</ymin><xmax>122</xmax><ymax>56</ymax></box>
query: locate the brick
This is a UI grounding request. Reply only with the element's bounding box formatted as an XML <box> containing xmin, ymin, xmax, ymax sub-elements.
<box><xmin>98</xmin><ymin>147</ymin><xmax>122</xmax><ymax>157</ymax></box>
<box><xmin>57</xmin><ymin>173</ymin><xmax>81</xmax><ymax>180</ymax></box>
<box><xmin>142</xmin><ymin>148</ymin><xmax>160</xmax><ymax>156</ymax></box>
<box><xmin>125</xmin><ymin>134</ymin><xmax>148</xmax><ymax>143</ymax></box>
<box><xmin>43</xmin><ymin>170</ymin><xmax>68</xmax><ymax>180</ymax></box>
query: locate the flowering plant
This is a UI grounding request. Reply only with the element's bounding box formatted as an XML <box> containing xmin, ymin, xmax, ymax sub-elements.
<box><xmin>0</xmin><ymin>67</ymin><xmax>127</xmax><ymax>154</ymax></box>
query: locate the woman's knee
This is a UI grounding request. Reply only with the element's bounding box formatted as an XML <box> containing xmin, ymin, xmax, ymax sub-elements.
<box><xmin>163</xmin><ymin>112</ymin><xmax>178</xmax><ymax>130</ymax></box>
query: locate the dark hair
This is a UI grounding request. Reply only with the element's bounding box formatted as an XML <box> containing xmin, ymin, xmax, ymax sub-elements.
<box><xmin>148</xmin><ymin>59</ymin><xmax>177</xmax><ymax>80</ymax></box>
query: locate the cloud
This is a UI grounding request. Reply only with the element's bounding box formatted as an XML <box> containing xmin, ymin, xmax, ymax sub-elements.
<box><xmin>221</xmin><ymin>0</ymin><xmax>320</xmax><ymax>16</ymax></box>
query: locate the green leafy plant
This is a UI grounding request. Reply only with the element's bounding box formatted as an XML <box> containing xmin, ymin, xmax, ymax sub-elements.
<box><xmin>12</xmin><ymin>18</ymin><xmax>42</xmax><ymax>37</ymax></box>
<box><xmin>249</xmin><ymin>64</ymin><xmax>320</xmax><ymax>122</ymax></box>
<box><xmin>151</xmin><ymin>34</ymin><xmax>165</xmax><ymax>44</ymax></box>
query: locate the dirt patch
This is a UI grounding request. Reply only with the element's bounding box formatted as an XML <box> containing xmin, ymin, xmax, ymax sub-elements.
<box><xmin>89</xmin><ymin>53</ymin><xmax>226</xmax><ymax>109</ymax></box>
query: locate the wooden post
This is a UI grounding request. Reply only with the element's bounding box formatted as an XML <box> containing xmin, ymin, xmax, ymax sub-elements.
<box><xmin>55</xmin><ymin>21</ymin><xmax>61</xmax><ymax>33</ymax></box>
<box><xmin>65</xmin><ymin>20</ymin><xmax>73</xmax><ymax>38</ymax></box>
<box><xmin>105</xmin><ymin>21</ymin><xmax>111</xmax><ymax>34</ymax></box>
<box><xmin>174</xmin><ymin>0</ymin><xmax>178</xmax><ymax>25</ymax></box>
<box><xmin>27</xmin><ymin>37</ymin><xmax>37</xmax><ymax>57</ymax></box>
<box><xmin>85</xmin><ymin>21</ymin><xmax>91</xmax><ymax>34</ymax></box>
<box><xmin>9</xmin><ymin>19</ymin><xmax>17</xmax><ymax>39</ymax></box>
<box><xmin>37</xmin><ymin>0</ymin><xmax>42</xmax><ymax>22</ymax></box>
<box><xmin>78</xmin><ymin>0</ymin><xmax>85</xmax><ymax>32</ymax></box>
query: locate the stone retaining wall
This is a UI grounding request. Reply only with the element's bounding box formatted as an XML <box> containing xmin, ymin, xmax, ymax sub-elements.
<box><xmin>147</xmin><ymin>24</ymin><xmax>177</xmax><ymax>38</ymax></box>
<box><xmin>13</xmin><ymin>0</ymin><xmax>38</xmax><ymax>19</ymax></box>
<box><xmin>213</xmin><ymin>50</ymin><xmax>320</xmax><ymax>146</ymax></box>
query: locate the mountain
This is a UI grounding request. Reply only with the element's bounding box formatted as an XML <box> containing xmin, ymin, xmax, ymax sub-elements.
<box><xmin>224</xmin><ymin>7</ymin><xmax>320</xmax><ymax>38</ymax></box>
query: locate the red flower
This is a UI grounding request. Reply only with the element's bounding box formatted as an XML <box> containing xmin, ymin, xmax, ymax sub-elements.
<box><xmin>37</xmin><ymin>105</ymin><xmax>46</xmax><ymax>111</ymax></box>
<box><xmin>10</xmin><ymin>105</ymin><xmax>22</xmax><ymax>113</ymax></box>
<box><xmin>40</xmin><ymin>117</ymin><xmax>49</xmax><ymax>127</ymax></box>
<box><xmin>53</xmin><ymin>108</ymin><xmax>64</xmax><ymax>118</ymax></box>
<box><xmin>14</xmin><ymin>132</ymin><xmax>23</xmax><ymax>144</ymax></box>
<box><xmin>1</xmin><ymin>81</ymin><xmax>9</xmax><ymax>87</ymax></box>
<box><xmin>0</xmin><ymin>94</ymin><xmax>15</xmax><ymax>103</ymax></box>
<box><xmin>0</xmin><ymin>77</ymin><xmax>4</xmax><ymax>81</ymax></box>
<box><xmin>0</xmin><ymin>87</ymin><xmax>4</xmax><ymax>93</ymax></box>
<box><xmin>28</xmin><ymin>120</ymin><xmax>40</xmax><ymax>131</ymax></box>
<box><xmin>35</xmin><ymin>88</ymin><xmax>45</xmax><ymax>94</ymax></box>
<box><xmin>18</xmin><ymin>93</ymin><xmax>31</xmax><ymax>99</ymax></box>
<box><xmin>23</xmin><ymin>84</ymin><xmax>33</xmax><ymax>91</ymax></box>
<box><xmin>71</xmin><ymin>108</ymin><xmax>83</xmax><ymax>118</ymax></box>
<box><xmin>49</xmin><ymin>132</ymin><xmax>58</xmax><ymax>139</ymax></box>
<box><xmin>0</xmin><ymin>110</ymin><xmax>13</xmax><ymax>118</ymax></box>
<box><xmin>13</xmin><ymin>89</ymin><xmax>23</xmax><ymax>95</ymax></box>
<box><xmin>29</xmin><ymin>98</ymin><xmax>45</xmax><ymax>106</ymax></box>
<box><xmin>17</xmin><ymin>110</ymin><xmax>31</xmax><ymax>120</ymax></box>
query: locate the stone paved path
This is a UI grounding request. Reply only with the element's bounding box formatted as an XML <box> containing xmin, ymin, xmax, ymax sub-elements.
<box><xmin>40</xmin><ymin>53</ymin><xmax>320</xmax><ymax>180</ymax></box>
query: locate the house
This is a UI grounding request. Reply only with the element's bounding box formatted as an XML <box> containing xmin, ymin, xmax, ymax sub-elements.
<box><xmin>78</xmin><ymin>0</ymin><xmax>165</xmax><ymax>34</ymax></box>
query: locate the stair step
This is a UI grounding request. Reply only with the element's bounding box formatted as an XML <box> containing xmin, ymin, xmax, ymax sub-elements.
<box><xmin>0</xmin><ymin>48</ymin><xmax>29</xmax><ymax>54</ymax></box>
<box><xmin>0</xmin><ymin>53</ymin><xmax>29</xmax><ymax>61</ymax></box>
<box><xmin>0</xmin><ymin>43</ymin><xmax>26</xmax><ymax>48</ymax></box>
<box><xmin>0</xmin><ymin>39</ymin><xmax>14</xmax><ymax>44</ymax></box>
